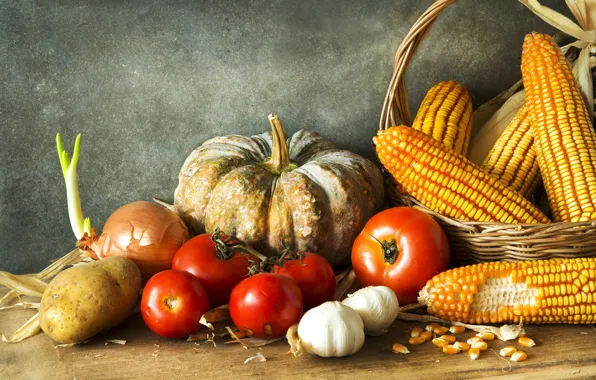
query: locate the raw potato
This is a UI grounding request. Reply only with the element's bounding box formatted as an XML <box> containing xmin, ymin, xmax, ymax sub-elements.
<box><xmin>39</xmin><ymin>256</ymin><xmax>141</xmax><ymax>344</ymax></box>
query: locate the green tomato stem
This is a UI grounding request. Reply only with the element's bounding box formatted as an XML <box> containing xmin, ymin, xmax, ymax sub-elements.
<box><xmin>56</xmin><ymin>134</ymin><xmax>91</xmax><ymax>240</ymax></box>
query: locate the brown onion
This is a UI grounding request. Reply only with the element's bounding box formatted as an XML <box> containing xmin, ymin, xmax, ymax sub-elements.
<box><xmin>86</xmin><ymin>201</ymin><xmax>189</xmax><ymax>281</ymax></box>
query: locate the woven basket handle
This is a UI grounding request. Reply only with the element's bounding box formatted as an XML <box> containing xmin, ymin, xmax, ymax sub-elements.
<box><xmin>379</xmin><ymin>0</ymin><xmax>456</xmax><ymax>130</ymax></box>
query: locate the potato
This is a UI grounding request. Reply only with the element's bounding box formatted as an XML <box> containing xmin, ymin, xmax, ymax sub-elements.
<box><xmin>39</xmin><ymin>256</ymin><xmax>141</xmax><ymax>344</ymax></box>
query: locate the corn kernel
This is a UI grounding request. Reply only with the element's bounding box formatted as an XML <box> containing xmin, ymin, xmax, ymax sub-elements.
<box><xmin>468</xmin><ymin>347</ymin><xmax>480</xmax><ymax>360</ymax></box>
<box><xmin>449</xmin><ymin>326</ymin><xmax>466</xmax><ymax>334</ymax></box>
<box><xmin>433</xmin><ymin>326</ymin><xmax>449</xmax><ymax>335</ymax></box>
<box><xmin>408</xmin><ymin>337</ymin><xmax>425</xmax><ymax>345</ymax></box>
<box><xmin>476</xmin><ymin>332</ymin><xmax>495</xmax><ymax>341</ymax></box>
<box><xmin>471</xmin><ymin>341</ymin><xmax>488</xmax><ymax>351</ymax></box>
<box><xmin>425</xmin><ymin>323</ymin><xmax>440</xmax><ymax>332</ymax></box>
<box><xmin>420</xmin><ymin>331</ymin><xmax>433</xmax><ymax>341</ymax></box>
<box><xmin>392</xmin><ymin>343</ymin><xmax>410</xmax><ymax>354</ymax></box>
<box><xmin>467</xmin><ymin>336</ymin><xmax>483</xmax><ymax>345</ymax></box>
<box><xmin>441</xmin><ymin>335</ymin><xmax>456</xmax><ymax>344</ymax></box>
<box><xmin>442</xmin><ymin>344</ymin><xmax>461</xmax><ymax>355</ymax></box>
<box><xmin>432</xmin><ymin>338</ymin><xmax>449</xmax><ymax>348</ymax></box>
<box><xmin>499</xmin><ymin>346</ymin><xmax>517</xmax><ymax>357</ymax></box>
<box><xmin>511</xmin><ymin>350</ymin><xmax>528</xmax><ymax>362</ymax></box>
<box><xmin>454</xmin><ymin>341</ymin><xmax>470</xmax><ymax>352</ymax></box>
<box><xmin>518</xmin><ymin>336</ymin><xmax>536</xmax><ymax>347</ymax></box>
<box><xmin>410</xmin><ymin>327</ymin><xmax>423</xmax><ymax>338</ymax></box>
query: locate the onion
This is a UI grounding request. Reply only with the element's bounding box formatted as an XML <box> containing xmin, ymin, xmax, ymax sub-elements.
<box><xmin>84</xmin><ymin>201</ymin><xmax>189</xmax><ymax>281</ymax></box>
<box><xmin>56</xmin><ymin>135</ymin><xmax>189</xmax><ymax>281</ymax></box>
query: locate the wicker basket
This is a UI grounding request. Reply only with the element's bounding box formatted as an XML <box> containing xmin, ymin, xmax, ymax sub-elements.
<box><xmin>379</xmin><ymin>0</ymin><xmax>596</xmax><ymax>265</ymax></box>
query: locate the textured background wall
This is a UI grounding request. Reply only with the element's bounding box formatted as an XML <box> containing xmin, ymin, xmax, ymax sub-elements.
<box><xmin>1</xmin><ymin>0</ymin><xmax>568</xmax><ymax>273</ymax></box>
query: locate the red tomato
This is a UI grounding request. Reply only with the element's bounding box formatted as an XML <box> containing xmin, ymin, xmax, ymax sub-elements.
<box><xmin>172</xmin><ymin>233</ymin><xmax>259</xmax><ymax>307</ymax></box>
<box><xmin>229</xmin><ymin>273</ymin><xmax>303</xmax><ymax>338</ymax></box>
<box><xmin>351</xmin><ymin>207</ymin><xmax>450</xmax><ymax>305</ymax></box>
<box><xmin>141</xmin><ymin>269</ymin><xmax>210</xmax><ymax>338</ymax></box>
<box><xmin>273</xmin><ymin>252</ymin><xmax>336</xmax><ymax>310</ymax></box>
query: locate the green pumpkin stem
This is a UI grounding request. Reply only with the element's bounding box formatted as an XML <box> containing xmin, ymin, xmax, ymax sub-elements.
<box><xmin>265</xmin><ymin>114</ymin><xmax>291</xmax><ymax>174</ymax></box>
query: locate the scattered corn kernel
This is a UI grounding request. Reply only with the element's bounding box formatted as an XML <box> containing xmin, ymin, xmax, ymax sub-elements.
<box><xmin>409</xmin><ymin>337</ymin><xmax>425</xmax><ymax>345</ymax></box>
<box><xmin>449</xmin><ymin>326</ymin><xmax>466</xmax><ymax>334</ymax></box>
<box><xmin>454</xmin><ymin>341</ymin><xmax>470</xmax><ymax>352</ymax></box>
<box><xmin>441</xmin><ymin>335</ymin><xmax>456</xmax><ymax>344</ymax></box>
<box><xmin>425</xmin><ymin>323</ymin><xmax>440</xmax><ymax>332</ymax></box>
<box><xmin>392</xmin><ymin>343</ymin><xmax>410</xmax><ymax>354</ymax></box>
<box><xmin>518</xmin><ymin>336</ymin><xmax>536</xmax><ymax>347</ymax></box>
<box><xmin>499</xmin><ymin>346</ymin><xmax>517</xmax><ymax>357</ymax></box>
<box><xmin>471</xmin><ymin>341</ymin><xmax>488</xmax><ymax>351</ymax></box>
<box><xmin>432</xmin><ymin>338</ymin><xmax>449</xmax><ymax>348</ymax></box>
<box><xmin>442</xmin><ymin>345</ymin><xmax>461</xmax><ymax>355</ymax></box>
<box><xmin>433</xmin><ymin>326</ymin><xmax>449</xmax><ymax>335</ymax></box>
<box><xmin>468</xmin><ymin>347</ymin><xmax>480</xmax><ymax>360</ymax></box>
<box><xmin>467</xmin><ymin>336</ymin><xmax>483</xmax><ymax>345</ymax></box>
<box><xmin>420</xmin><ymin>331</ymin><xmax>433</xmax><ymax>341</ymax></box>
<box><xmin>410</xmin><ymin>327</ymin><xmax>423</xmax><ymax>338</ymax></box>
<box><xmin>476</xmin><ymin>332</ymin><xmax>495</xmax><ymax>341</ymax></box>
<box><xmin>511</xmin><ymin>351</ymin><xmax>528</xmax><ymax>362</ymax></box>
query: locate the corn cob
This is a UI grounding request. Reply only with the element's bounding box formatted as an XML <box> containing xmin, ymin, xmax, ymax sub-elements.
<box><xmin>418</xmin><ymin>258</ymin><xmax>596</xmax><ymax>324</ymax></box>
<box><xmin>521</xmin><ymin>33</ymin><xmax>596</xmax><ymax>222</ymax></box>
<box><xmin>481</xmin><ymin>104</ymin><xmax>540</xmax><ymax>198</ymax></box>
<box><xmin>412</xmin><ymin>81</ymin><xmax>473</xmax><ymax>155</ymax></box>
<box><xmin>373</xmin><ymin>126</ymin><xmax>550</xmax><ymax>224</ymax></box>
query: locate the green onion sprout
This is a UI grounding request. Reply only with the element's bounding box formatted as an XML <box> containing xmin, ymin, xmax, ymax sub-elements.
<box><xmin>56</xmin><ymin>134</ymin><xmax>92</xmax><ymax>239</ymax></box>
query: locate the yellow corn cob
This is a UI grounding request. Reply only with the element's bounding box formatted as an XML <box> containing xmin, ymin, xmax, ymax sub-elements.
<box><xmin>521</xmin><ymin>33</ymin><xmax>596</xmax><ymax>222</ymax></box>
<box><xmin>373</xmin><ymin>126</ymin><xmax>550</xmax><ymax>224</ymax></box>
<box><xmin>412</xmin><ymin>81</ymin><xmax>473</xmax><ymax>155</ymax></box>
<box><xmin>481</xmin><ymin>104</ymin><xmax>540</xmax><ymax>198</ymax></box>
<box><xmin>418</xmin><ymin>258</ymin><xmax>596</xmax><ymax>324</ymax></box>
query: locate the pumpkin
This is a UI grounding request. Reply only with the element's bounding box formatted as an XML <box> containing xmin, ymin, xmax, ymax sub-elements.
<box><xmin>174</xmin><ymin>115</ymin><xmax>384</xmax><ymax>266</ymax></box>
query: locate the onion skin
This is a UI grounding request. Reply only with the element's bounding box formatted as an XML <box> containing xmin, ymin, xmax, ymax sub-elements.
<box><xmin>89</xmin><ymin>201</ymin><xmax>189</xmax><ymax>282</ymax></box>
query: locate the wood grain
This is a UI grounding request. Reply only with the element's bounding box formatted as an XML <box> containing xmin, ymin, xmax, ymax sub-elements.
<box><xmin>2</xmin><ymin>305</ymin><xmax>596</xmax><ymax>380</ymax></box>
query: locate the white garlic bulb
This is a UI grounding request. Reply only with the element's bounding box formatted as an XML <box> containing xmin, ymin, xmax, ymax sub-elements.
<box><xmin>297</xmin><ymin>301</ymin><xmax>365</xmax><ymax>357</ymax></box>
<box><xmin>342</xmin><ymin>286</ymin><xmax>399</xmax><ymax>336</ymax></box>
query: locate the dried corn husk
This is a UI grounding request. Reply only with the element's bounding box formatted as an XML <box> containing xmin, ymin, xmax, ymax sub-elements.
<box><xmin>188</xmin><ymin>304</ymin><xmax>231</xmax><ymax>342</ymax></box>
<box><xmin>224</xmin><ymin>326</ymin><xmax>285</xmax><ymax>348</ymax></box>
<box><xmin>0</xmin><ymin>248</ymin><xmax>85</xmax><ymax>308</ymax></box>
<box><xmin>0</xmin><ymin>273</ymin><xmax>47</xmax><ymax>297</ymax></box>
<box><xmin>1</xmin><ymin>313</ymin><xmax>40</xmax><ymax>343</ymax></box>
<box><xmin>244</xmin><ymin>352</ymin><xmax>267</xmax><ymax>364</ymax></box>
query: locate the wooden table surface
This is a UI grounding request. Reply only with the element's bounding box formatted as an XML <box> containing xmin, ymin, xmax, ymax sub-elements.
<box><xmin>2</xmin><ymin>306</ymin><xmax>596</xmax><ymax>380</ymax></box>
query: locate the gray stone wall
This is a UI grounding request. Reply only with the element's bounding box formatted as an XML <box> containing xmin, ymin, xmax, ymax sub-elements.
<box><xmin>0</xmin><ymin>0</ymin><xmax>568</xmax><ymax>273</ymax></box>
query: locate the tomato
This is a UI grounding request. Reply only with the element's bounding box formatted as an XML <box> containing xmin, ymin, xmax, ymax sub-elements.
<box><xmin>141</xmin><ymin>269</ymin><xmax>210</xmax><ymax>338</ymax></box>
<box><xmin>229</xmin><ymin>273</ymin><xmax>303</xmax><ymax>338</ymax></box>
<box><xmin>273</xmin><ymin>252</ymin><xmax>336</xmax><ymax>310</ymax></box>
<box><xmin>351</xmin><ymin>207</ymin><xmax>450</xmax><ymax>305</ymax></box>
<box><xmin>172</xmin><ymin>232</ymin><xmax>259</xmax><ymax>307</ymax></box>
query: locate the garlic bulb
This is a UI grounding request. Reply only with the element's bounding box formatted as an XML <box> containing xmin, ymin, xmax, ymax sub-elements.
<box><xmin>297</xmin><ymin>301</ymin><xmax>365</xmax><ymax>357</ymax></box>
<box><xmin>342</xmin><ymin>286</ymin><xmax>399</xmax><ymax>336</ymax></box>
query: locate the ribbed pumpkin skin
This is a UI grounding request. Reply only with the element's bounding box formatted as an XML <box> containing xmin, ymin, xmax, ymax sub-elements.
<box><xmin>174</xmin><ymin>128</ymin><xmax>384</xmax><ymax>267</ymax></box>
